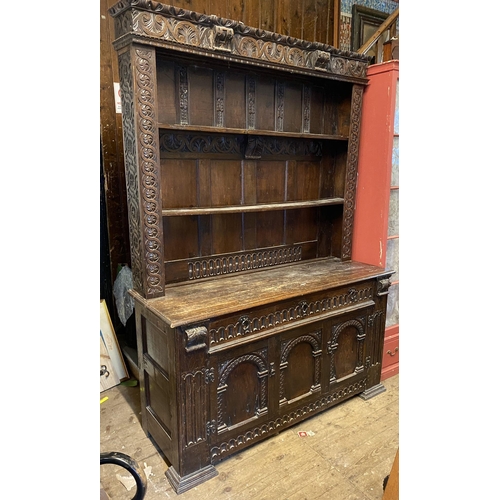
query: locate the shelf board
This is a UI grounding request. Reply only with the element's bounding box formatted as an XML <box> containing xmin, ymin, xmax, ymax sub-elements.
<box><xmin>162</xmin><ymin>198</ymin><xmax>344</xmax><ymax>216</ymax></box>
<box><xmin>158</xmin><ymin>123</ymin><xmax>349</xmax><ymax>141</ymax></box>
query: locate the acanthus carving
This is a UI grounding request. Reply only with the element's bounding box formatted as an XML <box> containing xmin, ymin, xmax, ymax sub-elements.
<box><xmin>110</xmin><ymin>1</ymin><xmax>370</xmax><ymax>79</ymax></box>
<box><xmin>341</xmin><ymin>84</ymin><xmax>363</xmax><ymax>260</ymax></box>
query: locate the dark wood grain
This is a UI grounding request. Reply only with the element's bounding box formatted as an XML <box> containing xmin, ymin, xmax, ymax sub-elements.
<box><xmin>131</xmin><ymin>259</ymin><xmax>388</xmax><ymax>327</ymax></box>
<box><xmin>109</xmin><ymin>1</ymin><xmax>388</xmax><ymax>492</ymax></box>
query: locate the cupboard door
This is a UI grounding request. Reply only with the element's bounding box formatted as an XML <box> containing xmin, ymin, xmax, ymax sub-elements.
<box><xmin>278</xmin><ymin>323</ymin><xmax>323</xmax><ymax>409</ymax></box>
<box><xmin>209</xmin><ymin>338</ymin><xmax>274</xmax><ymax>440</ymax></box>
<box><xmin>327</xmin><ymin>310</ymin><xmax>369</xmax><ymax>386</ymax></box>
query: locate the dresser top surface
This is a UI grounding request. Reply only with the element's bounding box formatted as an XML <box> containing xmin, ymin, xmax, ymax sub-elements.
<box><xmin>131</xmin><ymin>259</ymin><xmax>392</xmax><ymax>327</ymax></box>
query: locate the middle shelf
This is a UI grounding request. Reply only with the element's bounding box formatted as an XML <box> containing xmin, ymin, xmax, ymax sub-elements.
<box><xmin>162</xmin><ymin>198</ymin><xmax>344</xmax><ymax>216</ymax></box>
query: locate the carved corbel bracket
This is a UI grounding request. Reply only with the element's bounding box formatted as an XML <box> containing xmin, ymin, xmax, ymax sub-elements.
<box><xmin>244</xmin><ymin>136</ymin><xmax>263</xmax><ymax>159</ymax></box>
<box><xmin>376</xmin><ymin>277</ymin><xmax>392</xmax><ymax>297</ymax></box>
<box><xmin>184</xmin><ymin>326</ymin><xmax>208</xmax><ymax>352</ymax></box>
<box><xmin>213</xmin><ymin>25</ymin><xmax>233</xmax><ymax>51</ymax></box>
<box><xmin>314</xmin><ymin>50</ymin><xmax>331</xmax><ymax>71</ymax></box>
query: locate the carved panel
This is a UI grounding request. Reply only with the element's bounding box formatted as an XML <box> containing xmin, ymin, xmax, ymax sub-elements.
<box><xmin>275</xmin><ymin>81</ymin><xmax>284</xmax><ymax>132</ymax></box>
<box><xmin>210</xmin><ymin>377</ymin><xmax>367</xmax><ymax>460</ymax></box>
<box><xmin>246</xmin><ymin>75</ymin><xmax>256</xmax><ymax>129</ymax></box>
<box><xmin>178</xmin><ymin>64</ymin><xmax>189</xmax><ymax>125</ymax></box>
<box><xmin>328</xmin><ymin>317</ymin><xmax>366</xmax><ymax>383</ymax></box>
<box><xmin>216</xmin><ymin>349</ymin><xmax>269</xmax><ymax>432</ymax></box>
<box><xmin>302</xmin><ymin>85</ymin><xmax>311</xmax><ymax>133</ymax></box>
<box><xmin>341</xmin><ymin>84</ymin><xmax>363</xmax><ymax>260</ymax></box>
<box><xmin>279</xmin><ymin>332</ymin><xmax>322</xmax><ymax>404</ymax></box>
<box><xmin>215</xmin><ymin>72</ymin><xmax>225</xmax><ymax>127</ymax></box>
<box><xmin>181</xmin><ymin>368</ymin><xmax>210</xmax><ymax>447</ymax></box>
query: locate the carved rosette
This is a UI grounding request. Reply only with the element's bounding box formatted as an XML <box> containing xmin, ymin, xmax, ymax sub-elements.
<box><xmin>135</xmin><ymin>48</ymin><xmax>164</xmax><ymax>297</ymax></box>
<box><xmin>341</xmin><ymin>84</ymin><xmax>363</xmax><ymax>260</ymax></box>
<box><xmin>110</xmin><ymin>1</ymin><xmax>370</xmax><ymax>80</ymax></box>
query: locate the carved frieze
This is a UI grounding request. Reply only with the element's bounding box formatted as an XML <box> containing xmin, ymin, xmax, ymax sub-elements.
<box><xmin>159</xmin><ymin>132</ymin><xmax>245</xmax><ymax>156</ymax></box>
<box><xmin>110</xmin><ymin>1</ymin><xmax>370</xmax><ymax>81</ymax></box>
<box><xmin>188</xmin><ymin>245</ymin><xmax>302</xmax><ymax>281</ymax></box>
<box><xmin>209</xmin><ymin>285</ymin><xmax>373</xmax><ymax>345</ymax></box>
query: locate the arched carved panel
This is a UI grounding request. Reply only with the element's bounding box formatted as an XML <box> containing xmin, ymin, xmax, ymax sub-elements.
<box><xmin>328</xmin><ymin>318</ymin><xmax>365</xmax><ymax>383</ymax></box>
<box><xmin>217</xmin><ymin>350</ymin><xmax>269</xmax><ymax>432</ymax></box>
<box><xmin>279</xmin><ymin>332</ymin><xmax>322</xmax><ymax>405</ymax></box>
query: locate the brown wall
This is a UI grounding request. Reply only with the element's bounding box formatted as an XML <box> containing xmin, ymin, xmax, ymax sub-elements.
<box><xmin>100</xmin><ymin>0</ymin><xmax>340</xmax><ymax>303</ymax></box>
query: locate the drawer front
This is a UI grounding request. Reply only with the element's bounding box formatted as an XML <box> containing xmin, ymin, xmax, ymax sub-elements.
<box><xmin>208</xmin><ymin>280</ymin><xmax>376</xmax><ymax>351</ymax></box>
<box><xmin>382</xmin><ymin>333</ymin><xmax>399</xmax><ymax>374</ymax></box>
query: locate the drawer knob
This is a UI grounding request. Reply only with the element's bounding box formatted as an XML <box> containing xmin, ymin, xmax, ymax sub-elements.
<box><xmin>386</xmin><ymin>347</ymin><xmax>399</xmax><ymax>357</ymax></box>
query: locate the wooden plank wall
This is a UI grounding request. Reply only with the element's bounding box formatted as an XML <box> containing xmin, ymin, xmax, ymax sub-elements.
<box><xmin>99</xmin><ymin>0</ymin><xmax>340</xmax><ymax>313</ymax></box>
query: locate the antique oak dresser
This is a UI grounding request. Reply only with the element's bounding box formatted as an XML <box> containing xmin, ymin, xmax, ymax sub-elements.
<box><xmin>109</xmin><ymin>0</ymin><xmax>393</xmax><ymax>493</ymax></box>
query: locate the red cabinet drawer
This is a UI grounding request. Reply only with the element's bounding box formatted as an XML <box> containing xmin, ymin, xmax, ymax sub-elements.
<box><xmin>381</xmin><ymin>329</ymin><xmax>399</xmax><ymax>381</ymax></box>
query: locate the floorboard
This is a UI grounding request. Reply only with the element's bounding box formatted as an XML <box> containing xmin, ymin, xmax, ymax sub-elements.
<box><xmin>100</xmin><ymin>375</ymin><xmax>399</xmax><ymax>499</ymax></box>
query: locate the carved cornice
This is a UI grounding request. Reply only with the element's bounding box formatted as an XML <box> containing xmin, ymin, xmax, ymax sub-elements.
<box><xmin>109</xmin><ymin>0</ymin><xmax>371</xmax><ymax>80</ymax></box>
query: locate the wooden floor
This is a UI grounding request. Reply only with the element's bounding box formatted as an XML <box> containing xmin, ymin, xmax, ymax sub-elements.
<box><xmin>100</xmin><ymin>375</ymin><xmax>398</xmax><ymax>500</ymax></box>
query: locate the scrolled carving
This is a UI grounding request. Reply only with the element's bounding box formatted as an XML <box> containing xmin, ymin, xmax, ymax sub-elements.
<box><xmin>109</xmin><ymin>1</ymin><xmax>370</xmax><ymax>79</ymax></box>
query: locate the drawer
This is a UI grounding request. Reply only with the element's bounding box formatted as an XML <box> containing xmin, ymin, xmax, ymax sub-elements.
<box><xmin>207</xmin><ymin>281</ymin><xmax>376</xmax><ymax>351</ymax></box>
<box><xmin>381</xmin><ymin>332</ymin><xmax>399</xmax><ymax>380</ymax></box>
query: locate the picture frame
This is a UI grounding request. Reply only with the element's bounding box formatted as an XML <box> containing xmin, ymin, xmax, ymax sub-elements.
<box><xmin>351</xmin><ymin>5</ymin><xmax>390</xmax><ymax>59</ymax></box>
<box><xmin>100</xmin><ymin>299</ymin><xmax>129</xmax><ymax>392</ymax></box>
